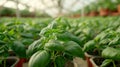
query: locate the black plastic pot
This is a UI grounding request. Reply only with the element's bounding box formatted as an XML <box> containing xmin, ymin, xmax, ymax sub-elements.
<box><xmin>90</xmin><ymin>56</ymin><xmax>104</xmax><ymax>67</ymax></box>
<box><xmin>0</xmin><ymin>56</ymin><xmax>19</xmax><ymax>67</ymax></box>
<box><xmin>90</xmin><ymin>57</ymin><xmax>120</xmax><ymax>67</ymax></box>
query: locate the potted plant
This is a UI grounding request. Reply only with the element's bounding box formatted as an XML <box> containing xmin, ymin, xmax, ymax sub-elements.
<box><xmin>111</xmin><ymin>10</ymin><xmax>119</xmax><ymax>16</ymax></box>
<box><xmin>0</xmin><ymin>7</ymin><xmax>15</xmax><ymax>17</ymax></box>
<box><xmin>10</xmin><ymin>41</ymin><xmax>27</xmax><ymax>67</ymax></box>
<box><xmin>117</xmin><ymin>4</ymin><xmax>120</xmax><ymax>13</ymax></box>
<box><xmin>107</xmin><ymin>0</ymin><xmax>118</xmax><ymax>16</ymax></box>
<box><xmin>0</xmin><ymin>33</ymin><xmax>19</xmax><ymax>67</ymax></box>
<box><xmin>2</xmin><ymin>29</ymin><xmax>27</xmax><ymax>67</ymax></box>
<box><xmin>94</xmin><ymin>32</ymin><xmax>120</xmax><ymax>67</ymax></box>
<box><xmin>116</xmin><ymin>0</ymin><xmax>120</xmax><ymax>14</ymax></box>
<box><xmin>90</xmin><ymin>46</ymin><xmax>120</xmax><ymax>67</ymax></box>
<box><xmin>27</xmin><ymin>18</ymin><xmax>85</xmax><ymax>67</ymax></box>
<box><xmin>88</xmin><ymin>3</ymin><xmax>98</xmax><ymax>17</ymax></box>
<box><xmin>0</xmin><ymin>17</ymin><xmax>51</xmax><ymax>67</ymax></box>
<box><xmin>99</xmin><ymin>7</ymin><xmax>110</xmax><ymax>16</ymax></box>
<box><xmin>83</xmin><ymin>6</ymin><xmax>91</xmax><ymax>16</ymax></box>
<box><xmin>0</xmin><ymin>26</ymin><xmax>27</xmax><ymax>67</ymax></box>
<box><xmin>83</xmin><ymin>29</ymin><xmax>119</xmax><ymax>67</ymax></box>
<box><xmin>0</xmin><ymin>57</ymin><xmax>19</xmax><ymax>67</ymax></box>
<box><xmin>98</xmin><ymin>0</ymin><xmax>111</xmax><ymax>16</ymax></box>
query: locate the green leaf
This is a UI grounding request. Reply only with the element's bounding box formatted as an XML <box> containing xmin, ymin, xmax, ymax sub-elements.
<box><xmin>0</xmin><ymin>33</ymin><xmax>5</xmax><ymax>40</ymax></box>
<box><xmin>83</xmin><ymin>40</ymin><xmax>96</xmax><ymax>51</ymax></box>
<box><xmin>44</xmin><ymin>40</ymin><xmax>64</xmax><ymax>51</ymax></box>
<box><xmin>11</xmin><ymin>41</ymin><xmax>26</xmax><ymax>58</ymax></box>
<box><xmin>27</xmin><ymin>39</ymin><xmax>43</xmax><ymax>57</ymax></box>
<box><xmin>55</xmin><ymin>56</ymin><xmax>66</xmax><ymax>67</ymax></box>
<box><xmin>109</xmin><ymin>37</ymin><xmax>120</xmax><ymax>46</ymax></box>
<box><xmin>74</xmin><ymin>29</ymin><xmax>82</xmax><ymax>36</ymax></box>
<box><xmin>63</xmin><ymin>53</ymin><xmax>73</xmax><ymax>60</ymax></box>
<box><xmin>102</xmin><ymin>47</ymin><xmax>120</xmax><ymax>60</ymax></box>
<box><xmin>22</xmin><ymin>38</ymin><xmax>34</xmax><ymax>45</ymax></box>
<box><xmin>101</xmin><ymin>59</ymin><xmax>112</xmax><ymax>67</ymax></box>
<box><xmin>0</xmin><ymin>45</ymin><xmax>9</xmax><ymax>57</ymax></box>
<box><xmin>94</xmin><ymin>33</ymin><xmax>105</xmax><ymax>42</ymax></box>
<box><xmin>57</xmin><ymin>32</ymin><xmax>83</xmax><ymax>46</ymax></box>
<box><xmin>39</xmin><ymin>27</ymin><xmax>50</xmax><ymax>36</ymax></box>
<box><xmin>42</xmin><ymin>29</ymin><xmax>63</xmax><ymax>37</ymax></box>
<box><xmin>21</xmin><ymin>33</ymin><xmax>33</xmax><ymax>38</ymax></box>
<box><xmin>29</xmin><ymin>50</ymin><xmax>50</xmax><ymax>67</ymax></box>
<box><xmin>8</xmin><ymin>29</ymin><xmax>15</xmax><ymax>35</ymax></box>
<box><xmin>64</xmin><ymin>41</ymin><xmax>84</xmax><ymax>58</ymax></box>
<box><xmin>99</xmin><ymin>38</ymin><xmax>110</xmax><ymax>45</ymax></box>
<box><xmin>0</xmin><ymin>40</ymin><xmax>5</xmax><ymax>45</ymax></box>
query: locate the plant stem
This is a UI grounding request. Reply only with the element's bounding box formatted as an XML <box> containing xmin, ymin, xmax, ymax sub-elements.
<box><xmin>96</xmin><ymin>45</ymin><xmax>101</xmax><ymax>55</ymax></box>
<box><xmin>54</xmin><ymin>62</ymin><xmax>56</xmax><ymax>67</ymax></box>
<box><xmin>4</xmin><ymin>59</ymin><xmax>6</xmax><ymax>67</ymax></box>
<box><xmin>53</xmin><ymin>51</ymin><xmax>57</xmax><ymax>67</ymax></box>
<box><xmin>112</xmin><ymin>61</ymin><xmax>116</xmax><ymax>67</ymax></box>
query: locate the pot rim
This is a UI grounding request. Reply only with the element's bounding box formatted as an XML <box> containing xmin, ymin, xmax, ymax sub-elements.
<box><xmin>0</xmin><ymin>56</ymin><xmax>19</xmax><ymax>67</ymax></box>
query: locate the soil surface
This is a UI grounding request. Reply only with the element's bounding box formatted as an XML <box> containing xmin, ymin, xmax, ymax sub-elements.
<box><xmin>93</xmin><ymin>57</ymin><xmax>120</xmax><ymax>67</ymax></box>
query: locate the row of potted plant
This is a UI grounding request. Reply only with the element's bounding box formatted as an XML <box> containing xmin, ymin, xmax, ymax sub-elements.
<box><xmin>0</xmin><ymin>18</ymin><xmax>52</xmax><ymax>67</ymax></box>
<box><xmin>80</xmin><ymin>0</ymin><xmax>120</xmax><ymax>17</ymax></box>
<box><xmin>0</xmin><ymin>17</ymin><xmax>120</xmax><ymax>67</ymax></box>
<box><xmin>27</xmin><ymin>17</ymin><xmax>120</xmax><ymax>67</ymax></box>
<box><xmin>63</xmin><ymin>16</ymin><xmax>120</xmax><ymax>67</ymax></box>
<box><xmin>84</xmin><ymin>28</ymin><xmax>120</xmax><ymax>67</ymax></box>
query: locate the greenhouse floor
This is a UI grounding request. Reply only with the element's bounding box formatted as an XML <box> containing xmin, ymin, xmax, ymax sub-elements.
<box><xmin>23</xmin><ymin>57</ymin><xmax>87</xmax><ymax>67</ymax></box>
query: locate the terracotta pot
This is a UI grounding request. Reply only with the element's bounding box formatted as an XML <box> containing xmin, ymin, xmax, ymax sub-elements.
<box><xmin>85</xmin><ymin>52</ymin><xmax>94</xmax><ymax>67</ymax></box>
<box><xmin>0</xmin><ymin>56</ymin><xmax>19</xmax><ymax>67</ymax></box>
<box><xmin>88</xmin><ymin>11</ymin><xmax>98</xmax><ymax>17</ymax></box>
<box><xmin>117</xmin><ymin>5</ymin><xmax>120</xmax><ymax>14</ymax></box>
<box><xmin>99</xmin><ymin>8</ymin><xmax>110</xmax><ymax>16</ymax></box>
<box><xmin>72</xmin><ymin>14</ymin><xmax>81</xmax><ymax>18</ymax></box>
<box><xmin>111</xmin><ymin>12</ymin><xmax>119</xmax><ymax>16</ymax></box>
<box><xmin>15</xmin><ymin>58</ymin><xmax>27</xmax><ymax>67</ymax></box>
<box><xmin>109</xmin><ymin>10</ymin><xmax>119</xmax><ymax>16</ymax></box>
<box><xmin>90</xmin><ymin>57</ymin><xmax>99</xmax><ymax>67</ymax></box>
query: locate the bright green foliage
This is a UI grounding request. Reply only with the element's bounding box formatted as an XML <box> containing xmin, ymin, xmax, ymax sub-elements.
<box><xmin>28</xmin><ymin>17</ymin><xmax>85</xmax><ymax>67</ymax></box>
<box><xmin>101</xmin><ymin>59</ymin><xmax>112</xmax><ymax>67</ymax></box>
<box><xmin>55</xmin><ymin>56</ymin><xmax>66</xmax><ymax>67</ymax></box>
<box><xmin>29</xmin><ymin>50</ymin><xmax>50</xmax><ymax>67</ymax></box>
<box><xmin>64</xmin><ymin>41</ymin><xmax>84</xmax><ymax>58</ymax></box>
<box><xmin>83</xmin><ymin>40</ymin><xmax>96</xmax><ymax>52</ymax></box>
<box><xmin>10</xmin><ymin>41</ymin><xmax>26</xmax><ymax>58</ymax></box>
<box><xmin>27</xmin><ymin>38</ymin><xmax>44</xmax><ymax>57</ymax></box>
<box><xmin>102</xmin><ymin>47</ymin><xmax>120</xmax><ymax>60</ymax></box>
<box><xmin>57</xmin><ymin>32</ymin><xmax>83</xmax><ymax>46</ymax></box>
<box><xmin>0</xmin><ymin>17</ymin><xmax>120</xmax><ymax>67</ymax></box>
<box><xmin>44</xmin><ymin>40</ymin><xmax>64</xmax><ymax>51</ymax></box>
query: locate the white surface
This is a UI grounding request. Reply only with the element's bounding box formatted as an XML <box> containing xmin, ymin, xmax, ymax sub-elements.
<box><xmin>0</xmin><ymin>0</ymin><xmax>96</xmax><ymax>17</ymax></box>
